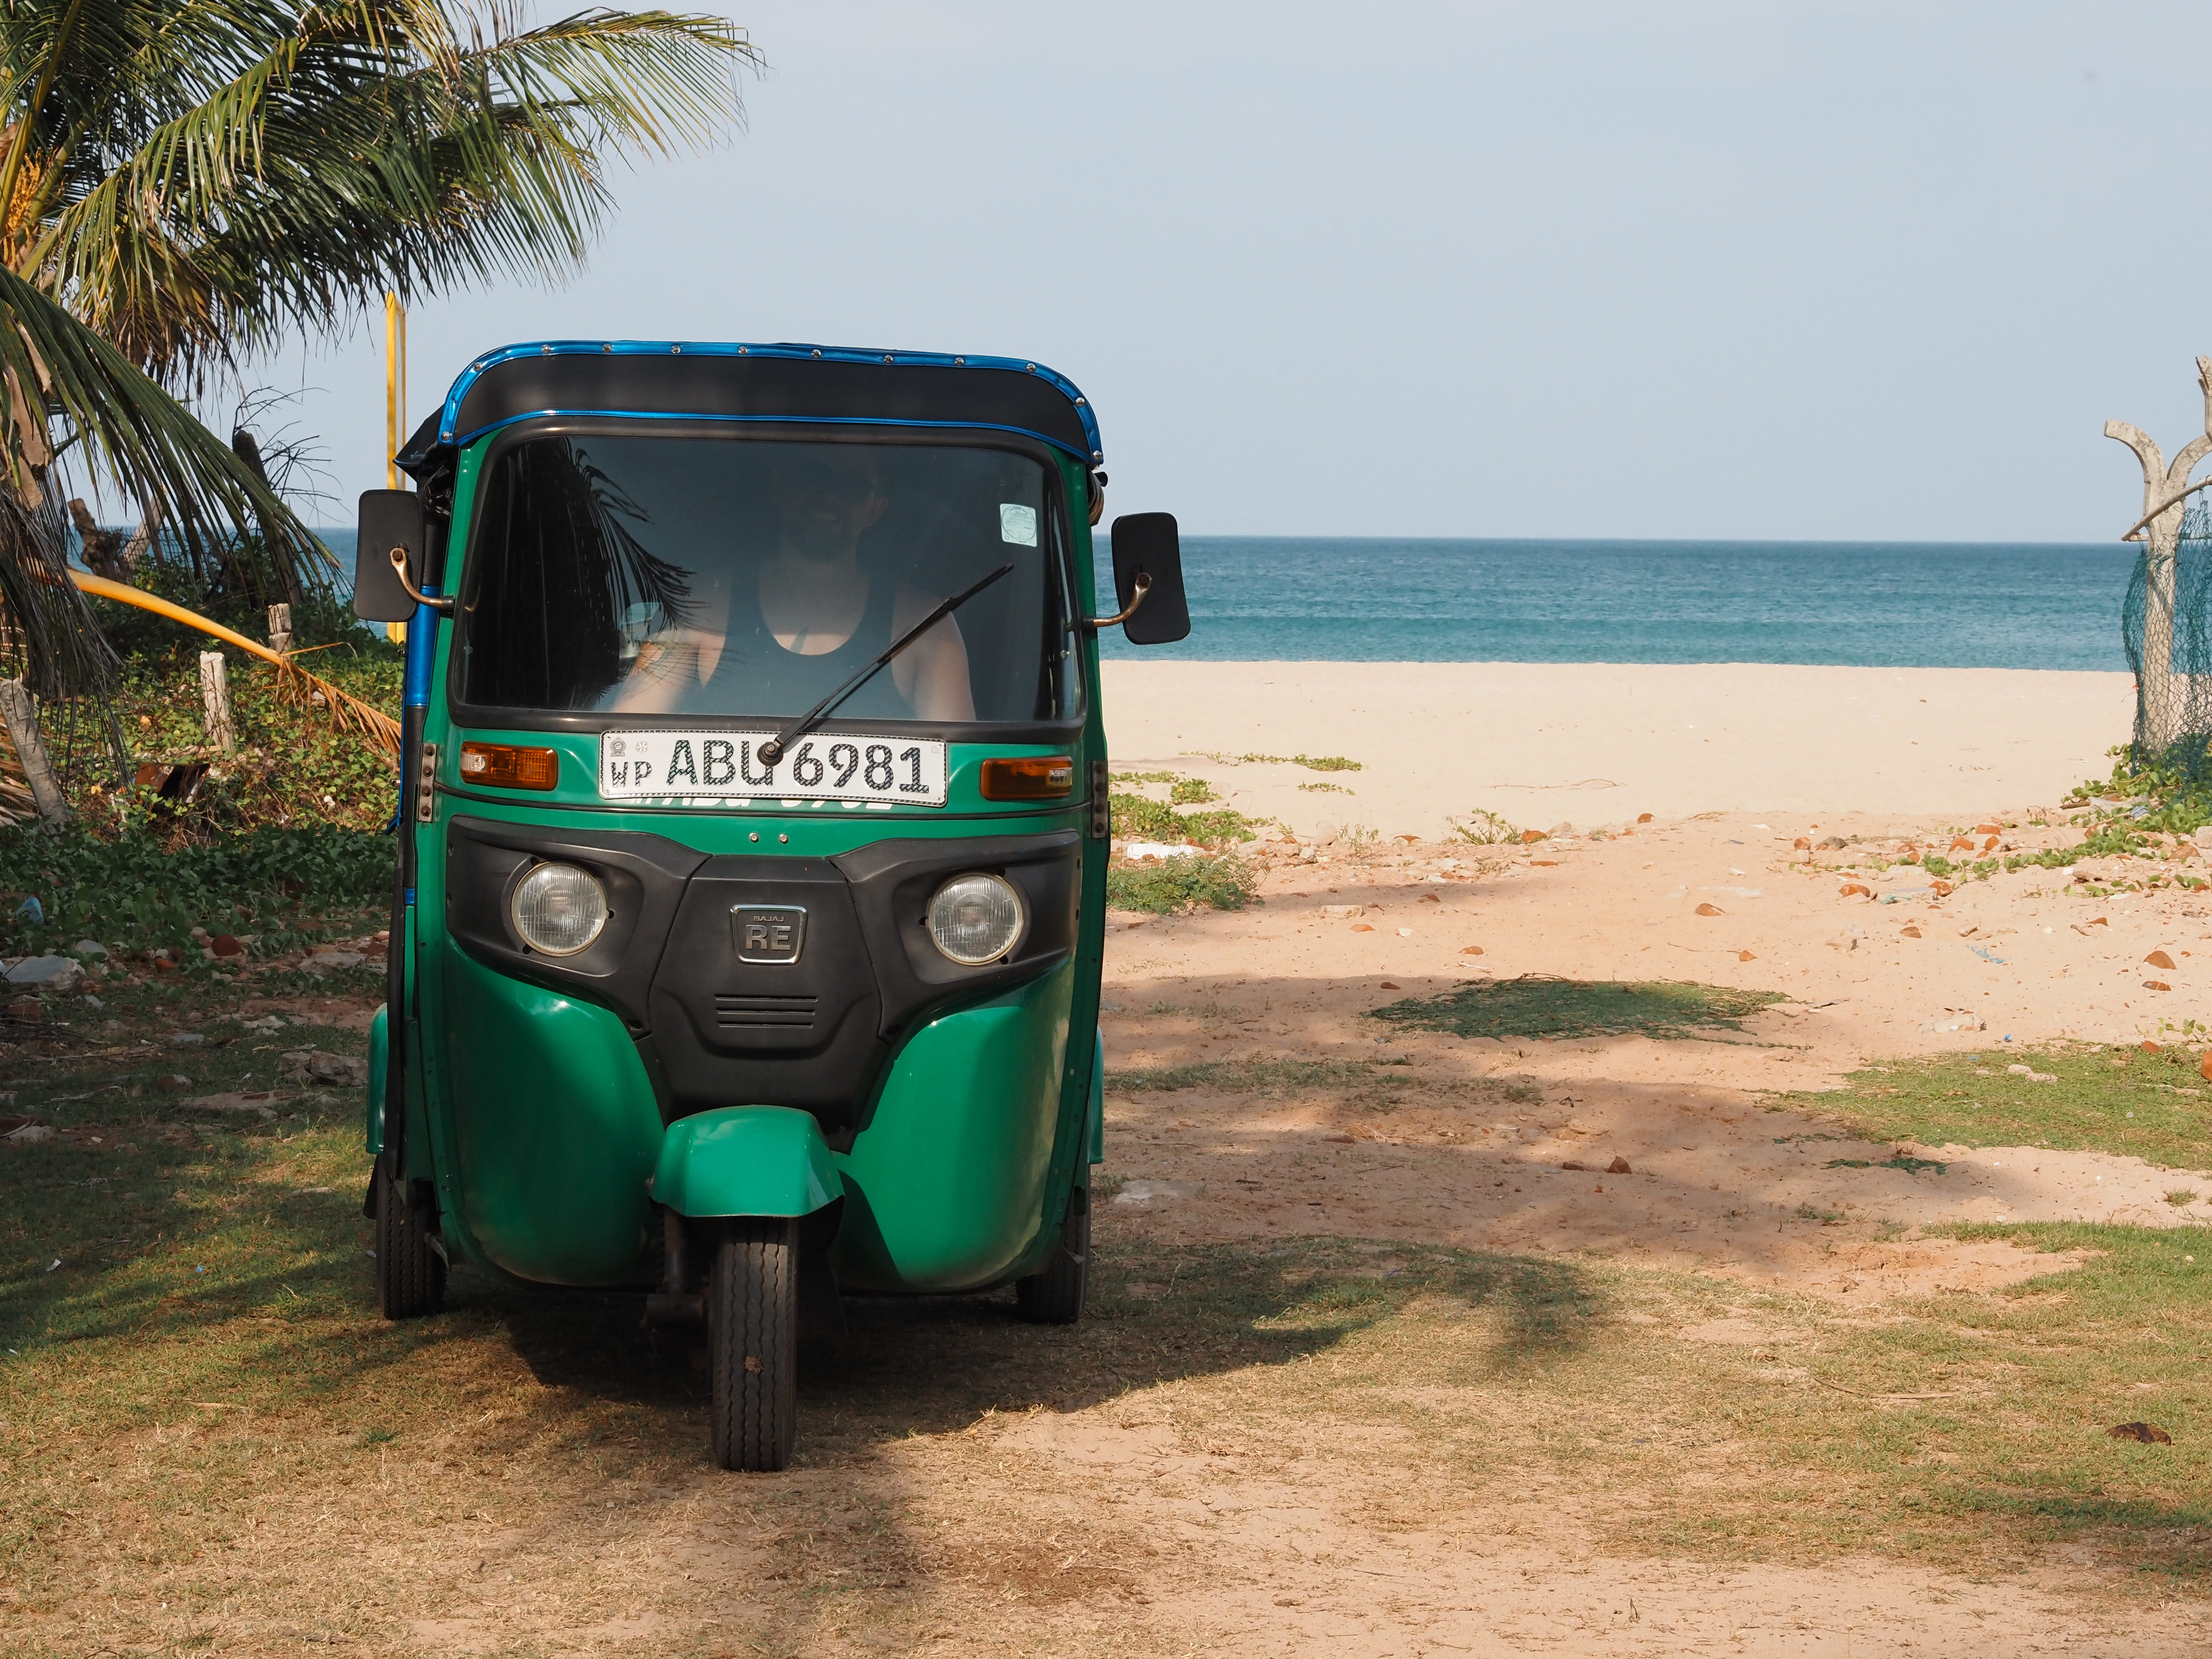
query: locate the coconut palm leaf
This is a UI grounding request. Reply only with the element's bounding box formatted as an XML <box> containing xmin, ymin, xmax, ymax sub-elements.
<box><xmin>14</xmin><ymin>2</ymin><xmax>756</xmax><ymax>379</ymax></box>
<box><xmin>0</xmin><ymin>250</ymin><xmax>326</xmax><ymax>691</ymax></box>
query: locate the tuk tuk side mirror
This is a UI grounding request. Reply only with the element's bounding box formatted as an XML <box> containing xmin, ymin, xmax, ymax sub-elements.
<box><xmin>1101</xmin><ymin>512</ymin><xmax>1190</xmax><ymax>645</ymax></box>
<box><xmin>355</xmin><ymin>489</ymin><xmax>442</xmax><ymax>621</ymax></box>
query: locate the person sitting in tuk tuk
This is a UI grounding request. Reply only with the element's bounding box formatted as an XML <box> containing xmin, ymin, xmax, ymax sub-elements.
<box><xmin>606</xmin><ymin>447</ymin><xmax>976</xmax><ymax>719</ymax></box>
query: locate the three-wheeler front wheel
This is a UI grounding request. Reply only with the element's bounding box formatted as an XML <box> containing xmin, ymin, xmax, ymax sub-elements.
<box><xmin>1016</xmin><ymin>1185</ymin><xmax>1090</xmax><ymax>1325</ymax></box>
<box><xmin>709</xmin><ymin>1217</ymin><xmax>799</xmax><ymax>1471</ymax></box>
<box><xmin>373</xmin><ymin>1161</ymin><xmax>446</xmax><ymax>1320</ymax></box>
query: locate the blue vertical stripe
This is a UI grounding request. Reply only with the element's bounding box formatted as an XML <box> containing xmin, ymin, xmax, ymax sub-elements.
<box><xmin>403</xmin><ymin>594</ymin><xmax>439</xmax><ymax>707</ymax></box>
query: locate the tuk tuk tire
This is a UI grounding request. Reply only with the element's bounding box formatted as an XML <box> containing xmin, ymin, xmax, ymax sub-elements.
<box><xmin>374</xmin><ymin>1165</ymin><xmax>446</xmax><ymax>1320</ymax></box>
<box><xmin>1015</xmin><ymin>1187</ymin><xmax>1090</xmax><ymax>1326</ymax></box>
<box><xmin>708</xmin><ymin>1217</ymin><xmax>799</xmax><ymax>1472</ymax></box>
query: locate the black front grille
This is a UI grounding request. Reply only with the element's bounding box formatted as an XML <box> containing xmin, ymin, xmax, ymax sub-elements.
<box><xmin>713</xmin><ymin>993</ymin><xmax>819</xmax><ymax>1029</ymax></box>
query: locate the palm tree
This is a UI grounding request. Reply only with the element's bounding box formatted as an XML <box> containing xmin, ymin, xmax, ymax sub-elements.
<box><xmin>0</xmin><ymin>0</ymin><xmax>756</xmax><ymax>691</ymax></box>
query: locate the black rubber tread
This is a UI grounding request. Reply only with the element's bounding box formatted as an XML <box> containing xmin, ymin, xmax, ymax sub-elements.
<box><xmin>374</xmin><ymin>1164</ymin><xmax>446</xmax><ymax>1320</ymax></box>
<box><xmin>709</xmin><ymin>1218</ymin><xmax>799</xmax><ymax>1471</ymax></box>
<box><xmin>1015</xmin><ymin>1187</ymin><xmax>1090</xmax><ymax>1325</ymax></box>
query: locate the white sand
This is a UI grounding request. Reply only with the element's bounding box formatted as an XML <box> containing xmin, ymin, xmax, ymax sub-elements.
<box><xmin>1102</xmin><ymin>661</ymin><xmax>2135</xmax><ymax>835</ymax></box>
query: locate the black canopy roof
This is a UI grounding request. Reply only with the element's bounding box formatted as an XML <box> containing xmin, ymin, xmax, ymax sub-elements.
<box><xmin>395</xmin><ymin>340</ymin><xmax>1103</xmax><ymax>480</ymax></box>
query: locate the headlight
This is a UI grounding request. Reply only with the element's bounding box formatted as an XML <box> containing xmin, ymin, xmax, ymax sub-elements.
<box><xmin>511</xmin><ymin>862</ymin><xmax>609</xmax><ymax>956</ymax></box>
<box><xmin>927</xmin><ymin>873</ymin><xmax>1025</xmax><ymax>965</ymax></box>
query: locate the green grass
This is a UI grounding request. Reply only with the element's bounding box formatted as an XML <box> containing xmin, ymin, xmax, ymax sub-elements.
<box><xmin>1370</xmin><ymin>976</ymin><xmax>1788</xmax><ymax>1043</ymax></box>
<box><xmin>1104</xmin><ymin>852</ymin><xmax>1257</xmax><ymax>913</ymax></box>
<box><xmin>1105</xmin><ymin>1057</ymin><xmax>1394</xmax><ymax>1094</ymax></box>
<box><xmin>1779</xmin><ymin>1045</ymin><xmax>2212</xmax><ymax>1169</ymax></box>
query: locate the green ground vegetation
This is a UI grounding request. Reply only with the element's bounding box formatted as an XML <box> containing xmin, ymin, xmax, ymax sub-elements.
<box><xmin>1105</xmin><ymin>768</ymin><xmax>1267</xmax><ymax>912</ymax></box>
<box><xmin>1105</xmin><ymin>1057</ymin><xmax>1394</xmax><ymax>1094</ymax></box>
<box><xmin>80</xmin><ymin>632</ymin><xmax>403</xmax><ymax>833</ymax></box>
<box><xmin>1447</xmin><ymin>808</ymin><xmax>1521</xmax><ymax>844</ymax></box>
<box><xmin>0</xmin><ymin>824</ymin><xmax>389</xmax><ymax>959</ymax></box>
<box><xmin>1370</xmin><ymin>976</ymin><xmax>1788</xmax><ymax>1043</ymax></box>
<box><xmin>1104</xmin><ymin>852</ymin><xmax>1256</xmax><ymax>915</ymax></box>
<box><xmin>1202</xmin><ymin>751</ymin><xmax>1362</xmax><ymax>772</ymax></box>
<box><xmin>0</xmin><ymin>617</ymin><xmax>398</xmax><ymax>959</ymax></box>
<box><xmin>1780</xmin><ymin>1044</ymin><xmax>2212</xmax><ymax>1170</ymax></box>
<box><xmin>1834</xmin><ymin>749</ymin><xmax>2212</xmax><ymax>894</ymax></box>
<box><xmin>1107</xmin><ymin>782</ymin><xmax>1260</xmax><ymax>850</ymax></box>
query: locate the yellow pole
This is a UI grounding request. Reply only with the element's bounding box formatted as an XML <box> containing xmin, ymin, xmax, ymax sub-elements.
<box><xmin>384</xmin><ymin>291</ymin><xmax>400</xmax><ymax>489</ymax></box>
<box><xmin>384</xmin><ymin>292</ymin><xmax>406</xmax><ymax>642</ymax></box>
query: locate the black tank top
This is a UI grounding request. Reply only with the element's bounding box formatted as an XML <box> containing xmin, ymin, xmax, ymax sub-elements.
<box><xmin>706</xmin><ymin>569</ymin><xmax>914</xmax><ymax>720</ymax></box>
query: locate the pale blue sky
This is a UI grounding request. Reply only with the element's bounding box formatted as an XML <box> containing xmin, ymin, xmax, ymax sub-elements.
<box><xmin>258</xmin><ymin>1</ymin><xmax>2212</xmax><ymax>541</ymax></box>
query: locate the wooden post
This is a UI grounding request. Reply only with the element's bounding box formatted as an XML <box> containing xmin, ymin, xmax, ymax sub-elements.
<box><xmin>267</xmin><ymin>602</ymin><xmax>293</xmax><ymax>656</ymax></box>
<box><xmin>0</xmin><ymin>679</ymin><xmax>67</xmax><ymax>824</ymax></box>
<box><xmin>198</xmin><ymin>651</ymin><xmax>234</xmax><ymax>751</ymax></box>
<box><xmin>2107</xmin><ymin>355</ymin><xmax>2212</xmax><ymax>756</ymax></box>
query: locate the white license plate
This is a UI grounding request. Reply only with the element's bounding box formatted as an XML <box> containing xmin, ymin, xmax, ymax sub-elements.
<box><xmin>597</xmin><ymin>732</ymin><xmax>947</xmax><ymax>807</ymax></box>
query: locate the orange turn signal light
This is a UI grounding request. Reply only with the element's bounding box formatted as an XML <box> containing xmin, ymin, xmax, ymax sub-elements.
<box><xmin>979</xmin><ymin>755</ymin><xmax>1075</xmax><ymax>801</ymax></box>
<box><xmin>460</xmin><ymin>742</ymin><xmax>559</xmax><ymax>791</ymax></box>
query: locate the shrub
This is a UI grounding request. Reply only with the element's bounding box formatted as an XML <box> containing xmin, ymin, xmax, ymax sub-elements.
<box><xmin>1105</xmin><ymin>852</ymin><xmax>1256</xmax><ymax>913</ymax></box>
<box><xmin>1448</xmin><ymin>808</ymin><xmax>1520</xmax><ymax>844</ymax></box>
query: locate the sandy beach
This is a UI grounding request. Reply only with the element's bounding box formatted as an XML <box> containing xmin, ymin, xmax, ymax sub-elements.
<box><xmin>1102</xmin><ymin>660</ymin><xmax>2136</xmax><ymax>832</ymax></box>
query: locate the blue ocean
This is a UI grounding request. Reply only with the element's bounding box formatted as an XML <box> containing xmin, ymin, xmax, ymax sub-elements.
<box><xmin>1091</xmin><ymin>538</ymin><xmax>2134</xmax><ymax>670</ymax></box>
<box><xmin>319</xmin><ymin>530</ymin><xmax>2134</xmax><ymax>670</ymax></box>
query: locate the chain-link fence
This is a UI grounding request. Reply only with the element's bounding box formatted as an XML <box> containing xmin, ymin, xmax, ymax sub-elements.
<box><xmin>2123</xmin><ymin>497</ymin><xmax>2212</xmax><ymax>775</ymax></box>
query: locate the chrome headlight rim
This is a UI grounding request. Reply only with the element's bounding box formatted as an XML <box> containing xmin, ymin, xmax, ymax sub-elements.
<box><xmin>926</xmin><ymin>871</ymin><xmax>1026</xmax><ymax>966</ymax></box>
<box><xmin>509</xmin><ymin>860</ymin><xmax>610</xmax><ymax>957</ymax></box>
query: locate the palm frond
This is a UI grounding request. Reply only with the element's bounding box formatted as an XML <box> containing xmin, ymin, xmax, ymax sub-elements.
<box><xmin>23</xmin><ymin>1</ymin><xmax>757</xmax><ymax>379</ymax></box>
<box><xmin>0</xmin><ymin>250</ymin><xmax>332</xmax><ymax>598</ymax></box>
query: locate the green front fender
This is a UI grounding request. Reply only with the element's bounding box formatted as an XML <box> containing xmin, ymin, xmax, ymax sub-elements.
<box><xmin>652</xmin><ymin>1105</ymin><xmax>844</xmax><ymax>1218</ymax></box>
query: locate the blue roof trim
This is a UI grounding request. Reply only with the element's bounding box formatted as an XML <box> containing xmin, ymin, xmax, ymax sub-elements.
<box><xmin>451</xmin><ymin>407</ymin><xmax>1099</xmax><ymax>466</ymax></box>
<box><xmin>436</xmin><ymin>339</ymin><xmax>1103</xmax><ymax>464</ymax></box>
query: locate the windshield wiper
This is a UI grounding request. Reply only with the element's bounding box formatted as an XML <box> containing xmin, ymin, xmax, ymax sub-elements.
<box><xmin>756</xmin><ymin>562</ymin><xmax>1014</xmax><ymax>766</ymax></box>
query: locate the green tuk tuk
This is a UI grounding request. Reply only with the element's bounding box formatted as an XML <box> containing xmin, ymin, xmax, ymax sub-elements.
<box><xmin>351</xmin><ymin>340</ymin><xmax>1187</xmax><ymax>1470</ymax></box>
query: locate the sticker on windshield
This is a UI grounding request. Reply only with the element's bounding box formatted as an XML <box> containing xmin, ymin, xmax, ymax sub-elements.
<box><xmin>597</xmin><ymin>732</ymin><xmax>948</xmax><ymax>807</ymax></box>
<box><xmin>999</xmin><ymin>503</ymin><xmax>1038</xmax><ymax>546</ymax></box>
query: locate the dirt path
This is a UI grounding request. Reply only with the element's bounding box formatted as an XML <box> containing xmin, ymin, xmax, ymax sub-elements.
<box><xmin>1101</xmin><ymin>809</ymin><xmax>2212</xmax><ymax>1288</ymax></box>
<box><xmin>1041</xmin><ymin>806</ymin><xmax>2212</xmax><ymax>1652</ymax></box>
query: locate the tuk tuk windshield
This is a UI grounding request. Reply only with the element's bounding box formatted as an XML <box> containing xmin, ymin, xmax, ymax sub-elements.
<box><xmin>455</xmin><ymin>433</ymin><xmax>1077</xmax><ymax>723</ymax></box>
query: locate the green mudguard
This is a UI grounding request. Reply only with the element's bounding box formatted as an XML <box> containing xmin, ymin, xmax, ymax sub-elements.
<box><xmin>366</xmin><ymin>1004</ymin><xmax>389</xmax><ymax>1156</ymax></box>
<box><xmin>652</xmin><ymin>1105</ymin><xmax>844</xmax><ymax>1218</ymax></box>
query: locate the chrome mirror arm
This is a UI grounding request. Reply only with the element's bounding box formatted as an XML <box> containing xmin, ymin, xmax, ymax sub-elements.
<box><xmin>1084</xmin><ymin>571</ymin><xmax>1151</xmax><ymax>631</ymax></box>
<box><xmin>389</xmin><ymin>545</ymin><xmax>453</xmax><ymax>614</ymax></box>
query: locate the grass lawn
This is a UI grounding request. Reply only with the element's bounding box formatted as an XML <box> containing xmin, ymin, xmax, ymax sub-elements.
<box><xmin>1372</xmin><ymin>977</ymin><xmax>1788</xmax><ymax>1043</ymax></box>
<box><xmin>1782</xmin><ymin>1043</ymin><xmax>2212</xmax><ymax>1171</ymax></box>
